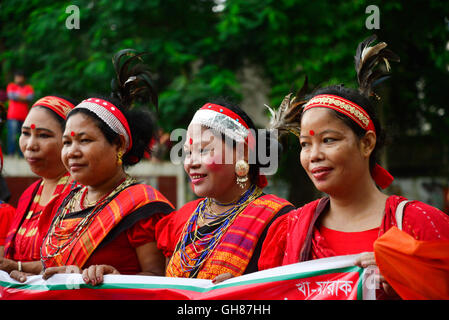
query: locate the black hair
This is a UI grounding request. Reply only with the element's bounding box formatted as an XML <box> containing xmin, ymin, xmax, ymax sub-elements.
<box><xmin>65</xmin><ymin>49</ymin><xmax>158</xmax><ymax>167</ymax></box>
<box><xmin>208</xmin><ymin>97</ymin><xmax>281</xmax><ymax>185</ymax></box>
<box><xmin>14</xmin><ymin>70</ymin><xmax>25</xmax><ymax>77</ymax></box>
<box><xmin>67</xmin><ymin>95</ymin><xmax>155</xmax><ymax>167</ymax></box>
<box><xmin>303</xmin><ymin>85</ymin><xmax>385</xmax><ymax>170</ymax></box>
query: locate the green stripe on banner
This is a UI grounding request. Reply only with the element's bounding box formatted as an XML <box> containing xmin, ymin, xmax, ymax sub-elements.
<box><xmin>0</xmin><ymin>266</ymin><xmax>361</xmax><ymax>293</ymax></box>
<box><xmin>210</xmin><ymin>266</ymin><xmax>362</xmax><ymax>292</ymax></box>
<box><xmin>0</xmin><ymin>254</ymin><xmax>373</xmax><ymax>300</ymax></box>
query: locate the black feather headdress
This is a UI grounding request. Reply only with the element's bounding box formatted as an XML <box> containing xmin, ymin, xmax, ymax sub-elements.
<box><xmin>111</xmin><ymin>49</ymin><xmax>158</xmax><ymax>112</ymax></box>
<box><xmin>265</xmin><ymin>76</ymin><xmax>309</xmax><ymax>138</ymax></box>
<box><xmin>354</xmin><ymin>34</ymin><xmax>400</xmax><ymax>98</ymax></box>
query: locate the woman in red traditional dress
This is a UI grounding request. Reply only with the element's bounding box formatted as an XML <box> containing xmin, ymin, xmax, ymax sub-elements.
<box><xmin>37</xmin><ymin>50</ymin><xmax>174</xmax><ymax>285</ymax></box>
<box><xmin>82</xmin><ymin>99</ymin><xmax>294</xmax><ymax>285</ymax></box>
<box><xmin>1</xmin><ymin>95</ymin><xmax>78</xmax><ymax>279</ymax></box>
<box><xmin>155</xmin><ymin>99</ymin><xmax>295</xmax><ymax>282</ymax></box>
<box><xmin>258</xmin><ymin>35</ymin><xmax>449</xmax><ymax>299</ymax></box>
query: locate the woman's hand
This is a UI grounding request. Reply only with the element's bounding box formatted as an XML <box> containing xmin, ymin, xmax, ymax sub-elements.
<box><xmin>354</xmin><ymin>252</ymin><xmax>401</xmax><ymax>299</ymax></box>
<box><xmin>82</xmin><ymin>264</ymin><xmax>119</xmax><ymax>286</ymax></box>
<box><xmin>212</xmin><ymin>272</ymin><xmax>233</xmax><ymax>284</ymax></box>
<box><xmin>9</xmin><ymin>270</ymin><xmax>33</xmax><ymax>283</ymax></box>
<box><xmin>354</xmin><ymin>251</ymin><xmax>377</xmax><ymax>268</ymax></box>
<box><xmin>42</xmin><ymin>265</ymin><xmax>81</xmax><ymax>280</ymax></box>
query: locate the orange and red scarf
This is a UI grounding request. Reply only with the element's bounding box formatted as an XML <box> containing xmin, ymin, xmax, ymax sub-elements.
<box><xmin>166</xmin><ymin>194</ymin><xmax>293</xmax><ymax>279</ymax></box>
<box><xmin>4</xmin><ymin>173</ymin><xmax>74</xmax><ymax>261</ymax></box>
<box><xmin>41</xmin><ymin>184</ymin><xmax>174</xmax><ymax>269</ymax></box>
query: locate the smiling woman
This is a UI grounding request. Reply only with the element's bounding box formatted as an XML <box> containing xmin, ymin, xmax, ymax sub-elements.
<box><xmin>258</xmin><ymin>35</ymin><xmax>449</xmax><ymax>300</ymax></box>
<box><xmin>36</xmin><ymin>50</ymin><xmax>174</xmax><ymax>286</ymax></box>
<box><xmin>155</xmin><ymin>99</ymin><xmax>295</xmax><ymax>281</ymax></box>
<box><xmin>1</xmin><ymin>95</ymin><xmax>78</xmax><ymax>281</ymax></box>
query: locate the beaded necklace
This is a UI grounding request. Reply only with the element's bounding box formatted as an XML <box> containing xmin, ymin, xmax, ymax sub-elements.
<box><xmin>41</xmin><ymin>175</ymin><xmax>136</xmax><ymax>263</ymax></box>
<box><xmin>176</xmin><ymin>185</ymin><xmax>262</xmax><ymax>277</ymax></box>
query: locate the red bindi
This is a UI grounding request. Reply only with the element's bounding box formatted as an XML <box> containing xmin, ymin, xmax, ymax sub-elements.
<box><xmin>309</xmin><ymin>130</ymin><xmax>315</xmax><ymax>136</ymax></box>
<box><xmin>71</xmin><ymin>131</ymin><xmax>75</xmax><ymax>137</ymax></box>
<box><xmin>189</xmin><ymin>138</ymin><xmax>193</xmax><ymax>145</ymax></box>
<box><xmin>30</xmin><ymin>124</ymin><xmax>36</xmax><ymax>130</ymax></box>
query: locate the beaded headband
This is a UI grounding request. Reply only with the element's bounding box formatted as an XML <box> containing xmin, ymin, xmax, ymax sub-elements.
<box><xmin>190</xmin><ymin>103</ymin><xmax>256</xmax><ymax>150</ymax></box>
<box><xmin>74</xmin><ymin>98</ymin><xmax>132</xmax><ymax>153</ymax></box>
<box><xmin>303</xmin><ymin>94</ymin><xmax>376</xmax><ymax>133</ymax></box>
<box><xmin>32</xmin><ymin>96</ymin><xmax>76</xmax><ymax>120</ymax></box>
<box><xmin>302</xmin><ymin>94</ymin><xmax>393</xmax><ymax>189</ymax></box>
<box><xmin>189</xmin><ymin>103</ymin><xmax>267</xmax><ymax>188</ymax></box>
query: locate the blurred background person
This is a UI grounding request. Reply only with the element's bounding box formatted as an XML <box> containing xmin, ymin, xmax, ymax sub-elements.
<box><xmin>6</xmin><ymin>70</ymin><xmax>34</xmax><ymax>156</ymax></box>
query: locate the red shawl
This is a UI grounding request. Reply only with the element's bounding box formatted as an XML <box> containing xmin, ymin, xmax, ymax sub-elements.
<box><xmin>157</xmin><ymin>194</ymin><xmax>293</xmax><ymax>279</ymax></box>
<box><xmin>41</xmin><ymin>184</ymin><xmax>174</xmax><ymax>269</ymax></box>
<box><xmin>259</xmin><ymin>195</ymin><xmax>449</xmax><ymax>270</ymax></box>
<box><xmin>4</xmin><ymin>173</ymin><xmax>75</xmax><ymax>261</ymax></box>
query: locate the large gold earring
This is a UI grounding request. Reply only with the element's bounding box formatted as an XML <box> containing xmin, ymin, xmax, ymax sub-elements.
<box><xmin>235</xmin><ymin>159</ymin><xmax>249</xmax><ymax>189</ymax></box>
<box><xmin>117</xmin><ymin>150</ymin><xmax>123</xmax><ymax>166</ymax></box>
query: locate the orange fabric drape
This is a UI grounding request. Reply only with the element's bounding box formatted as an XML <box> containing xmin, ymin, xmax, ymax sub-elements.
<box><xmin>374</xmin><ymin>226</ymin><xmax>449</xmax><ymax>300</ymax></box>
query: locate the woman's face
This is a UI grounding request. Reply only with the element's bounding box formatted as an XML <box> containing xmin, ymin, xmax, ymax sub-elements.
<box><xmin>19</xmin><ymin>107</ymin><xmax>66</xmax><ymax>179</ymax></box>
<box><xmin>62</xmin><ymin>113</ymin><xmax>121</xmax><ymax>188</ymax></box>
<box><xmin>183</xmin><ymin>124</ymin><xmax>238</xmax><ymax>199</ymax></box>
<box><xmin>299</xmin><ymin>108</ymin><xmax>370</xmax><ymax>196</ymax></box>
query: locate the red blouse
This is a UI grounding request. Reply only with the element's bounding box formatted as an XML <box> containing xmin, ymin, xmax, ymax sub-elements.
<box><xmin>83</xmin><ymin>212</ymin><xmax>165</xmax><ymax>274</ymax></box>
<box><xmin>11</xmin><ymin>188</ymin><xmax>45</xmax><ymax>261</ymax></box>
<box><xmin>313</xmin><ymin>226</ymin><xmax>379</xmax><ymax>258</ymax></box>
<box><xmin>259</xmin><ymin>195</ymin><xmax>449</xmax><ymax>271</ymax></box>
<box><xmin>4</xmin><ymin>174</ymin><xmax>75</xmax><ymax>261</ymax></box>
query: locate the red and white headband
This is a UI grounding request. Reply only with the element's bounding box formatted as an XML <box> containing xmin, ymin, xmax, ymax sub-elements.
<box><xmin>189</xmin><ymin>103</ymin><xmax>268</xmax><ymax>188</ymax></box>
<box><xmin>74</xmin><ymin>98</ymin><xmax>132</xmax><ymax>153</ymax></box>
<box><xmin>190</xmin><ymin>103</ymin><xmax>256</xmax><ymax>150</ymax></box>
<box><xmin>303</xmin><ymin>94</ymin><xmax>393</xmax><ymax>189</ymax></box>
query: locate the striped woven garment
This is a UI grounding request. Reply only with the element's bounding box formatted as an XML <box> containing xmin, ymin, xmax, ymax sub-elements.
<box><xmin>41</xmin><ymin>184</ymin><xmax>173</xmax><ymax>268</ymax></box>
<box><xmin>4</xmin><ymin>172</ymin><xmax>74</xmax><ymax>261</ymax></box>
<box><xmin>166</xmin><ymin>194</ymin><xmax>292</xmax><ymax>279</ymax></box>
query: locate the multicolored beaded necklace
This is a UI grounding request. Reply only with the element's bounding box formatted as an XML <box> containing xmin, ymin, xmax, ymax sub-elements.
<box><xmin>177</xmin><ymin>184</ymin><xmax>262</xmax><ymax>277</ymax></box>
<box><xmin>41</xmin><ymin>175</ymin><xmax>136</xmax><ymax>263</ymax></box>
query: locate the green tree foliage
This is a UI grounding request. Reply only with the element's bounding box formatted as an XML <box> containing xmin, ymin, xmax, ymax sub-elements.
<box><xmin>1</xmin><ymin>0</ymin><xmax>448</xmax><ymax>205</ymax></box>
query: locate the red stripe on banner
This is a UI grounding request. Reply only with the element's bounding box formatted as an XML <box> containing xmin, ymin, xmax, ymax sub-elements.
<box><xmin>0</xmin><ymin>255</ymin><xmax>372</xmax><ymax>300</ymax></box>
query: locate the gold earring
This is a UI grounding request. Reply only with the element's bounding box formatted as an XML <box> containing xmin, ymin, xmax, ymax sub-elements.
<box><xmin>117</xmin><ymin>150</ymin><xmax>123</xmax><ymax>166</ymax></box>
<box><xmin>235</xmin><ymin>159</ymin><xmax>249</xmax><ymax>189</ymax></box>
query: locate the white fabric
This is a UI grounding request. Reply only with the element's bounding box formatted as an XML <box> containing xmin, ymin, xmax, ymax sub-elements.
<box><xmin>190</xmin><ymin>109</ymin><xmax>248</xmax><ymax>143</ymax></box>
<box><xmin>395</xmin><ymin>200</ymin><xmax>411</xmax><ymax>230</ymax></box>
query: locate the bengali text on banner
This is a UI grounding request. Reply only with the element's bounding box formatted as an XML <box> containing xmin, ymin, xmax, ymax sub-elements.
<box><xmin>0</xmin><ymin>254</ymin><xmax>375</xmax><ymax>300</ymax></box>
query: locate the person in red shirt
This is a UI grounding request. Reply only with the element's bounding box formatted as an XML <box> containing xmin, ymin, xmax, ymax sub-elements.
<box><xmin>6</xmin><ymin>70</ymin><xmax>34</xmax><ymax>156</ymax></box>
